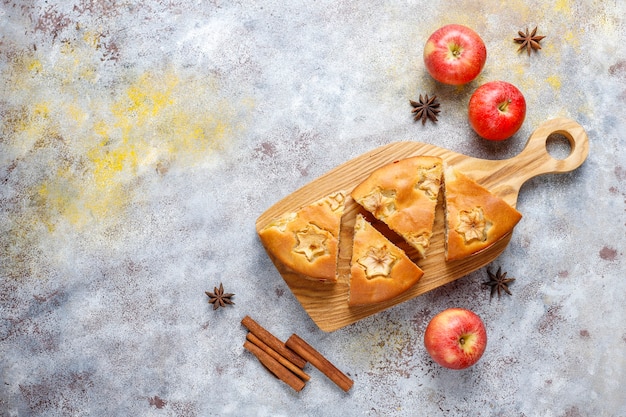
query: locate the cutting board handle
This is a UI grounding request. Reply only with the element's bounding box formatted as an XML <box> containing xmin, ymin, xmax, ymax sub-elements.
<box><xmin>514</xmin><ymin>117</ymin><xmax>589</xmax><ymax>181</ymax></box>
<box><xmin>463</xmin><ymin>117</ymin><xmax>589</xmax><ymax>207</ymax></box>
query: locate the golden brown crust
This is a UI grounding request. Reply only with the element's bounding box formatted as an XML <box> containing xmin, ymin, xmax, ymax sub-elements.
<box><xmin>348</xmin><ymin>214</ymin><xmax>424</xmax><ymax>306</ymax></box>
<box><xmin>258</xmin><ymin>191</ymin><xmax>346</xmax><ymax>282</ymax></box>
<box><xmin>351</xmin><ymin>156</ymin><xmax>443</xmax><ymax>258</ymax></box>
<box><xmin>443</xmin><ymin>169</ymin><xmax>522</xmax><ymax>261</ymax></box>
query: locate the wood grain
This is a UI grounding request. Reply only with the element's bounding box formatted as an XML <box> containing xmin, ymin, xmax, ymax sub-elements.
<box><xmin>256</xmin><ymin>118</ymin><xmax>589</xmax><ymax>332</ymax></box>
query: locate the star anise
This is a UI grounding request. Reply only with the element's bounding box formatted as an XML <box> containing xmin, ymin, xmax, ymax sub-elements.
<box><xmin>410</xmin><ymin>94</ymin><xmax>440</xmax><ymax>125</ymax></box>
<box><xmin>514</xmin><ymin>27</ymin><xmax>546</xmax><ymax>56</ymax></box>
<box><xmin>482</xmin><ymin>267</ymin><xmax>515</xmax><ymax>299</ymax></box>
<box><xmin>205</xmin><ymin>283</ymin><xmax>235</xmax><ymax>310</ymax></box>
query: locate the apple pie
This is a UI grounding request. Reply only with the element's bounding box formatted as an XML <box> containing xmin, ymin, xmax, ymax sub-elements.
<box><xmin>443</xmin><ymin>168</ymin><xmax>522</xmax><ymax>261</ymax></box>
<box><xmin>258</xmin><ymin>190</ymin><xmax>347</xmax><ymax>282</ymax></box>
<box><xmin>348</xmin><ymin>214</ymin><xmax>424</xmax><ymax>306</ymax></box>
<box><xmin>351</xmin><ymin>156</ymin><xmax>443</xmax><ymax>258</ymax></box>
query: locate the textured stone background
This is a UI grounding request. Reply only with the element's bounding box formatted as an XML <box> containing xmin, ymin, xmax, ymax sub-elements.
<box><xmin>1</xmin><ymin>1</ymin><xmax>625</xmax><ymax>416</ymax></box>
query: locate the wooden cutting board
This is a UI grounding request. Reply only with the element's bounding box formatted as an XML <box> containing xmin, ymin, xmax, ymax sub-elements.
<box><xmin>256</xmin><ymin>118</ymin><xmax>589</xmax><ymax>332</ymax></box>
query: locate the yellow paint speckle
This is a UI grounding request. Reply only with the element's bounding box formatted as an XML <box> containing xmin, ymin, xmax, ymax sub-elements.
<box><xmin>87</xmin><ymin>139</ymin><xmax>138</xmax><ymax>189</ymax></box>
<box><xmin>94</xmin><ymin>120</ymin><xmax>110</xmax><ymax>138</ymax></box>
<box><xmin>83</xmin><ymin>30</ymin><xmax>102</xmax><ymax>49</ymax></box>
<box><xmin>546</xmin><ymin>75</ymin><xmax>562</xmax><ymax>90</ymax></box>
<box><xmin>3</xmin><ymin>33</ymin><xmax>246</xmax><ymax>239</ymax></box>
<box><xmin>36</xmin><ymin>167</ymin><xmax>84</xmax><ymax>231</ymax></box>
<box><xmin>66</xmin><ymin>103</ymin><xmax>89</xmax><ymax>126</ymax></box>
<box><xmin>555</xmin><ymin>0</ymin><xmax>571</xmax><ymax>13</ymax></box>
<box><xmin>119</xmin><ymin>72</ymin><xmax>179</xmax><ymax>122</ymax></box>
<box><xmin>28</xmin><ymin>59</ymin><xmax>43</xmax><ymax>73</ymax></box>
<box><xmin>33</xmin><ymin>102</ymin><xmax>50</xmax><ymax>118</ymax></box>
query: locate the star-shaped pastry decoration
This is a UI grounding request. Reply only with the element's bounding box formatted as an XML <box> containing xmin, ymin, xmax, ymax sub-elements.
<box><xmin>483</xmin><ymin>267</ymin><xmax>515</xmax><ymax>299</ymax></box>
<box><xmin>417</xmin><ymin>166</ymin><xmax>442</xmax><ymax>198</ymax></box>
<box><xmin>294</xmin><ymin>225</ymin><xmax>328</xmax><ymax>261</ymax></box>
<box><xmin>326</xmin><ymin>191</ymin><xmax>346</xmax><ymax>212</ymax></box>
<box><xmin>455</xmin><ymin>207</ymin><xmax>487</xmax><ymax>242</ymax></box>
<box><xmin>360</xmin><ymin>188</ymin><xmax>397</xmax><ymax>219</ymax></box>
<box><xmin>358</xmin><ymin>246</ymin><xmax>397</xmax><ymax>279</ymax></box>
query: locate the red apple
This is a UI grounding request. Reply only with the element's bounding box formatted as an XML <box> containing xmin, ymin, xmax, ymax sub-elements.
<box><xmin>424</xmin><ymin>308</ymin><xmax>487</xmax><ymax>370</ymax></box>
<box><xmin>468</xmin><ymin>80</ymin><xmax>526</xmax><ymax>141</ymax></box>
<box><xmin>423</xmin><ymin>24</ymin><xmax>487</xmax><ymax>85</ymax></box>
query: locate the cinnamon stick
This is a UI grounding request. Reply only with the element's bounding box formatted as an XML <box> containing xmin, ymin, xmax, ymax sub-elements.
<box><xmin>285</xmin><ymin>334</ymin><xmax>354</xmax><ymax>392</ymax></box>
<box><xmin>246</xmin><ymin>333</ymin><xmax>311</xmax><ymax>381</ymax></box>
<box><xmin>241</xmin><ymin>315</ymin><xmax>306</xmax><ymax>369</ymax></box>
<box><xmin>243</xmin><ymin>340</ymin><xmax>306</xmax><ymax>392</ymax></box>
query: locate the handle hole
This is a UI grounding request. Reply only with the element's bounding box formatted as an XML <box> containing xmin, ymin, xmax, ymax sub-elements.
<box><xmin>546</xmin><ymin>132</ymin><xmax>573</xmax><ymax>160</ymax></box>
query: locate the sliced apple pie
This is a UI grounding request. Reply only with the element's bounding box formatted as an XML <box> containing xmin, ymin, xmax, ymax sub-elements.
<box><xmin>443</xmin><ymin>168</ymin><xmax>522</xmax><ymax>261</ymax></box>
<box><xmin>348</xmin><ymin>214</ymin><xmax>424</xmax><ymax>306</ymax></box>
<box><xmin>351</xmin><ymin>156</ymin><xmax>444</xmax><ymax>258</ymax></box>
<box><xmin>258</xmin><ymin>190</ymin><xmax>347</xmax><ymax>282</ymax></box>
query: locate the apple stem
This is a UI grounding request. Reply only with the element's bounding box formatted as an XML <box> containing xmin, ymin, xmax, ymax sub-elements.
<box><xmin>450</xmin><ymin>44</ymin><xmax>462</xmax><ymax>58</ymax></box>
<box><xmin>459</xmin><ymin>337</ymin><xmax>465</xmax><ymax>345</ymax></box>
<box><xmin>498</xmin><ymin>99</ymin><xmax>512</xmax><ymax>112</ymax></box>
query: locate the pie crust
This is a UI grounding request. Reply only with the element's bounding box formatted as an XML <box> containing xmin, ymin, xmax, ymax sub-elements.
<box><xmin>443</xmin><ymin>168</ymin><xmax>522</xmax><ymax>261</ymax></box>
<box><xmin>348</xmin><ymin>214</ymin><xmax>424</xmax><ymax>306</ymax></box>
<box><xmin>258</xmin><ymin>191</ymin><xmax>347</xmax><ymax>281</ymax></box>
<box><xmin>351</xmin><ymin>156</ymin><xmax>443</xmax><ymax>258</ymax></box>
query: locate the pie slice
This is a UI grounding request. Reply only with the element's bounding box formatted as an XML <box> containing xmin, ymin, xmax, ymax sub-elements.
<box><xmin>348</xmin><ymin>214</ymin><xmax>424</xmax><ymax>306</ymax></box>
<box><xmin>443</xmin><ymin>168</ymin><xmax>522</xmax><ymax>261</ymax></box>
<box><xmin>351</xmin><ymin>156</ymin><xmax>443</xmax><ymax>258</ymax></box>
<box><xmin>258</xmin><ymin>190</ymin><xmax>347</xmax><ymax>282</ymax></box>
